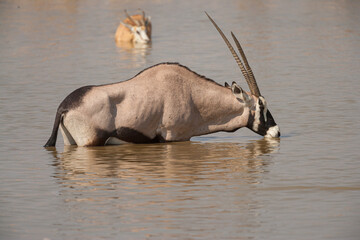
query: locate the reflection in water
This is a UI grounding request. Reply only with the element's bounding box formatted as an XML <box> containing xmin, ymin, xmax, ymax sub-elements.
<box><xmin>116</xmin><ymin>41</ymin><xmax>152</xmax><ymax>53</ymax></box>
<box><xmin>45</xmin><ymin>139</ymin><xmax>279</xmax><ymax>238</ymax></box>
<box><xmin>115</xmin><ymin>41</ymin><xmax>152</xmax><ymax>68</ymax></box>
<box><xmin>49</xmin><ymin>138</ymin><xmax>279</xmax><ymax>189</ymax></box>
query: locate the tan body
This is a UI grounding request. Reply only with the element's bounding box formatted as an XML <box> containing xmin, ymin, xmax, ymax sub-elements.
<box><xmin>58</xmin><ymin>63</ymin><xmax>250</xmax><ymax>146</ymax></box>
<box><xmin>115</xmin><ymin>14</ymin><xmax>152</xmax><ymax>43</ymax></box>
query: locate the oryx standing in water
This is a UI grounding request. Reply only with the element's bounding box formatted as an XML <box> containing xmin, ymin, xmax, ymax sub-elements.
<box><xmin>44</xmin><ymin>13</ymin><xmax>280</xmax><ymax>147</ymax></box>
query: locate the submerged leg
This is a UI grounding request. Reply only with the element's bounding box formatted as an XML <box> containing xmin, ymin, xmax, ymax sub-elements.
<box><xmin>114</xmin><ymin>127</ymin><xmax>165</xmax><ymax>144</ymax></box>
<box><xmin>62</xmin><ymin>115</ymin><xmax>110</xmax><ymax>146</ymax></box>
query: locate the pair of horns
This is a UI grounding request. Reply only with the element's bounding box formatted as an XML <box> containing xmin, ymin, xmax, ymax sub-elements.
<box><xmin>124</xmin><ymin>9</ymin><xmax>147</xmax><ymax>26</ymax></box>
<box><xmin>205</xmin><ymin>12</ymin><xmax>261</xmax><ymax>97</ymax></box>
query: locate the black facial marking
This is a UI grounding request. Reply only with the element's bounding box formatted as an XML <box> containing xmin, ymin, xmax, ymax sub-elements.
<box><xmin>247</xmin><ymin>112</ymin><xmax>255</xmax><ymax>129</ymax></box>
<box><xmin>247</xmin><ymin>107</ymin><xmax>278</xmax><ymax>137</ymax></box>
<box><xmin>258</xmin><ymin>104</ymin><xmax>266</xmax><ymax>122</ymax></box>
<box><xmin>265</xmin><ymin>110</ymin><xmax>277</xmax><ymax>127</ymax></box>
<box><xmin>114</xmin><ymin>127</ymin><xmax>164</xmax><ymax>144</ymax></box>
<box><xmin>258</xmin><ymin>98</ymin><xmax>263</xmax><ymax>106</ymax></box>
<box><xmin>255</xmin><ymin>104</ymin><xmax>268</xmax><ymax>136</ymax></box>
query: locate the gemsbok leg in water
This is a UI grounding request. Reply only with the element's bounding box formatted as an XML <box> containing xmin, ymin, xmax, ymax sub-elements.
<box><xmin>44</xmin><ymin>13</ymin><xmax>280</xmax><ymax>147</ymax></box>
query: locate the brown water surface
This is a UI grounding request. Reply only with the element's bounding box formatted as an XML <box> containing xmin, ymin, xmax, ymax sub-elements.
<box><xmin>1</xmin><ymin>0</ymin><xmax>360</xmax><ymax>239</ymax></box>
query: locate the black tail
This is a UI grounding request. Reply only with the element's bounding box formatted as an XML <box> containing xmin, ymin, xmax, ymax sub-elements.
<box><xmin>43</xmin><ymin>85</ymin><xmax>93</xmax><ymax>147</ymax></box>
<box><xmin>44</xmin><ymin>111</ymin><xmax>63</xmax><ymax>147</ymax></box>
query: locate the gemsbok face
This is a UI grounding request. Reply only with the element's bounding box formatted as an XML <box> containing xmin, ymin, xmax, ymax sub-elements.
<box><xmin>206</xmin><ymin>12</ymin><xmax>280</xmax><ymax>138</ymax></box>
<box><xmin>44</xmin><ymin>13</ymin><xmax>279</xmax><ymax>147</ymax></box>
<box><xmin>115</xmin><ymin>10</ymin><xmax>151</xmax><ymax>44</ymax></box>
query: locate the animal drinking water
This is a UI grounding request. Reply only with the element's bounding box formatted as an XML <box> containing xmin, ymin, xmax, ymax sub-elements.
<box><xmin>44</xmin><ymin>13</ymin><xmax>280</xmax><ymax>147</ymax></box>
<box><xmin>114</xmin><ymin>10</ymin><xmax>151</xmax><ymax>44</ymax></box>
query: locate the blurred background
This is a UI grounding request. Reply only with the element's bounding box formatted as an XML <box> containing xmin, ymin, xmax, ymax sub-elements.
<box><xmin>0</xmin><ymin>0</ymin><xmax>359</xmax><ymax>239</ymax></box>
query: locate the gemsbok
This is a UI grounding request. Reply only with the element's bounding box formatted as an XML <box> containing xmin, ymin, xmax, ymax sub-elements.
<box><xmin>44</xmin><ymin>13</ymin><xmax>280</xmax><ymax>147</ymax></box>
<box><xmin>115</xmin><ymin>10</ymin><xmax>151</xmax><ymax>43</ymax></box>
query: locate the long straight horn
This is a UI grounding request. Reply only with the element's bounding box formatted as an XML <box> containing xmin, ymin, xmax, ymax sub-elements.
<box><xmin>124</xmin><ymin>10</ymin><xmax>137</xmax><ymax>26</ymax></box>
<box><xmin>231</xmin><ymin>32</ymin><xmax>261</xmax><ymax>97</ymax></box>
<box><xmin>205</xmin><ymin>12</ymin><xmax>251</xmax><ymax>87</ymax></box>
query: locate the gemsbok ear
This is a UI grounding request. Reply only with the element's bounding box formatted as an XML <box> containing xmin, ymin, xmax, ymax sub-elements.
<box><xmin>224</xmin><ymin>82</ymin><xmax>230</xmax><ymax>88</ymax></box>
<box><xmin>231</xmin><ymin>82</ymin><xmax>251</xmax><ymax>104</ymax></box>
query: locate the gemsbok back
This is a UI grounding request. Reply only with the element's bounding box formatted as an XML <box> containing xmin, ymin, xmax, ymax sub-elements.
<box><xmin>44</xmin><ymin>13</ymin><xmax>280</xmax><ymax>147</ymax></box>
<box><xmin>115</xmin><ymin>10</ymin><xmax>151</xmax><ymax>43</ymax></box>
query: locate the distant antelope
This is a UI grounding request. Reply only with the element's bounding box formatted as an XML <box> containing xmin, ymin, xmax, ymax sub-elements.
<box><xmin>115</xmin><ymin>10</ymin><xmax>151</xmax><ymax>44</ymax></box>
<box><xmin>44</xmin><ymin>13</ymin><xmax>280</xmax><ymax>147</ymax></box>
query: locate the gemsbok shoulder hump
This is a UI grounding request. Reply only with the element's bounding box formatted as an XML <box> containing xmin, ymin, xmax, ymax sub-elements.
<box><xmin>44</xmin><ymin>13</ymin><xmax>280</xmax><ymax>147</ymax></box>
